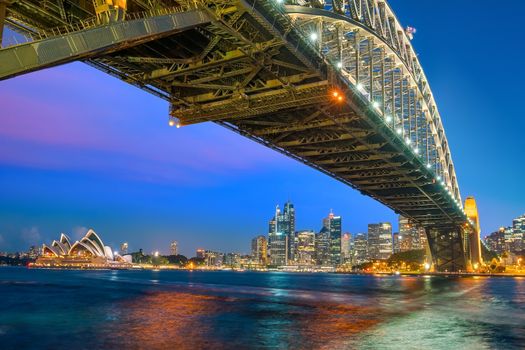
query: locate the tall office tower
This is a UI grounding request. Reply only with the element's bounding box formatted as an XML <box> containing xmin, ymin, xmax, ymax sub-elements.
<box><xmin>315</xmin><ymin>227</ymin><xmax>331</xmax><ymax>266</ymax></box>
<box><xmin>296</xmin><ymin>230</ymin><xmax>316</xmax><ymax>266</ymax></box>
<box><xmin>398</xmin><ymin>216</ymin><xmax>427</xmax><ymax>251</ymax></box>
<box><xmin>282</xmin><ymin>201</ymin><xmax>296</xmax><ymax>262</ymax></box>
<box><xmin>323</xmin><ymin>210</ymin><xmax>342</xmax><ymax>266</ymax></box>
<box><xmin>484</xmin><ymin>228</ymin><xmax>506</xmax><ymax>254</ymax></box>
<box><xmin>120</xmin><ymin>242</ymin><xmax>128</xmax><ymax>255</ymax></box>
<box><xmin>251</xmin><ymin>235</ymin><xmax>268</xmax><ymax>265</ymax></box>
<box><xmin>368</xmin><ymin>223</ymin><xmax>393</xmax><ymax>260</ymax></box>
<box><xmin>341</xmin><ymin>232</ymin><xmax>352</xmax><ymax>263</ymax></box>
<box><xmin>268</xmin><ymin>205</ymin><xmax>288</xmax><ymax>266</ymax></box>
<box><xmin>353</xmin><ymin>233</ymin><xmax>368</xmax><ymax>265</ymax></box>
<box><xmin>393</xmin><ymin>232</ymin><xmax>400</xmax><ymax>254</ymax></box>
<box><xmin>170</xmin><ymin>241</ymin><xmax>178</xmax><ymax>256</ymax></box>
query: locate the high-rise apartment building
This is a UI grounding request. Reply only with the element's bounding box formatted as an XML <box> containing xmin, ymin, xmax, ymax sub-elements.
<box><xmin>484</xmin><ymin>228</ymin><xmax>506</xmax><ymax>254</ymax></box>
<box><xmin>251</xmin><ymin>235</ymin><xmax>268</xmax><ymax>265</ymax></box>
<box><xmin>170</xmin><ymin>241</ymin><xmax>178</xmax><ymax>256</ymax></box>
<box><xmin>368</xmin><ymin>223</ymin><xmax>393</xmax><ymax>260</ymax></box>
<box><xmin>296</xmin><ymin>230</ymin><xmax>316</xmax><ymax>266</ymax></box>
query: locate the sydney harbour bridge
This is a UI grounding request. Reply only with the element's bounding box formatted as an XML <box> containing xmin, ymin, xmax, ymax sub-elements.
<box><xmin>0</xmin><ymin>0</ymin><xmax>482</xmax><ymax>271</ymax></box>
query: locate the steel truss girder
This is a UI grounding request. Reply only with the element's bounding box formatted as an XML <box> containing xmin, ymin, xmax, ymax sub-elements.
<box><xmin>0</xmin><ymin>9</ymin><xmax>212</xmax><ymax>80</ymax></box>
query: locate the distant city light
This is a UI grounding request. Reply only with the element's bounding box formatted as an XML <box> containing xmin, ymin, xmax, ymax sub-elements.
<box><xmin>424</xmin><ymin>263</ymin><xmax>430</xmax><ymax>270</ymax></box>
<box><xmin>154</xmin><ymin>251</ymin><xmax>159</xmax><ymax>257</ymax></box>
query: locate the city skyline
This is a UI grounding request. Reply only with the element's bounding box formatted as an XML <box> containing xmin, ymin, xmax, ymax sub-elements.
<box><xmin>1</xmin><ymin>0</ymin><xmax>525</xmax><ymax>256</ymax></box>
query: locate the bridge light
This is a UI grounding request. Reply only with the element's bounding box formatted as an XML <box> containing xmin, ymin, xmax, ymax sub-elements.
<box><xmin>436</xmin><ymin>176</ymin><xmax>441</xmax><ymax>181</ymax></box>
<box><xmin>276</xmin><ymin>0</ymin><xmax>284</xmax><ymax>3</ymax></box>
<box><xmin>309</xmin><ymin>32</ymin><xmax>318</xmax><ymax>41</ymax></box>
<box><xmin>356</xmin><ymin>83</ymin><xmax>366</xmax><ymax>94</ymax></box>
<box><xmin>385</xmin><ymin>115</ymin><xmax>392</xmax><ymax>123</ymax></box>
<box><xmin>168</xmin><ymin>119</ymin><xmax>176</xmax><ymax>127</ymax></box>
<box><xmin>405</xmin><ymin>138</ymin><xmax>411</xmax><ymax>145</ymax></box>
<box><xmin>336</xmin><ymin>61</ymin><xmax>343</xmax><ymax>69</ymax></box>
<box><xmin>396</xmin><ymin>128</ymin><xmax>402</xmax><ymax>135</ymax></box>
<box><xmin>337</xmin><ymin>95</ymin><xmax>344</xmax><ymax>102</ymax></box>
<box><xmin>414</xmin><ymin>148</ymin><xmax>420</xmax><ymax>154</ymax></box>
<box><xmin>372</xmin><ymin>101</ymin><xmax>380</xmax><ymax>109</ymax></box>
<box><xmin>333</xmin><ymin>91</ymin><xmax>339</xmax><ymax>97</ymax></box>
<box><xmin>426</xmin><ymin>163</ymin><xmax>432</xmax><ymax>169</ymax></box>
<box><xmin>424</xmin><ymin>263</ymin><xmax>430</xmax><ymax>271</ymax></box>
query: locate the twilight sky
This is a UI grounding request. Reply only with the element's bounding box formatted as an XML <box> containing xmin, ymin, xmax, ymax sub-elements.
<box><xmin>1</xmin><ymin>0</ymin><xmax>524</xmax><ymax>256</ymax></box>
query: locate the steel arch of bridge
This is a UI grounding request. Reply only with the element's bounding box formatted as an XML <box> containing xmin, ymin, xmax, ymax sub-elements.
<box><xmin>0</xmin><ymin>0</ymin><xmax>477</xmax><ymax>271</ymax></box>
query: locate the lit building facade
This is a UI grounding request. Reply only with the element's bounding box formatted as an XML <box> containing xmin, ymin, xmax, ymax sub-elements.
<box><xmin>268</xmin><ymin>204</ymin><xmax>291</xmax><ymax>266</ymax></box>
<box><xmin>353</xmin><ymin>233</ymin><xmax>368</xmax><ymax>265</ymax></box>
<box><xmin>120</xmin><ymin>242</ymin><xmax>128</xmax><ymax>255</ymax></box>
<box><xmin>315</xmin><ymin>227</ymin><xmax>331</xmax><ymax>266</ymax></box>
<box><xmin>36</xmin><ymin>229</ymin><xmax>131</xmax><ymax>268</ymax></box>
<box><xmin>170</xmin><ymin>241</ymin><xmax>178</xmax><ymax>256</ymax></box>
<box><xmin>398</xmin><ymin>216</ymin><xmax>427</xmax><ymax>251</ymax></box>
<box><xmin>251</xmin><ymin>235</ymin><xmax>268</xmax><ymax>265</ymax></box>
<box><xmin>296</xmin><ymin>230</ymin><xmax>316</xmax><ymax>266</ymax></box>
<box><xmin>484</xmin><ymin>228</ymin><xmax>506</xmax><ymax>254</ymax></box>
<box><xmin>341</xmin><ymin>232</ymin><xmax>352</xmax><ymax>263</ymax></box>
<box><xmin>368</xmin><ymin>223</ymin><xmax>393</xmax><ymax>260</ymax></box>
<box><xmin>323</xmin><ymin>210</ymin><xmax>342</xmax><ymax>266</ymax></box>
<box><xmin>204</xmin><ymin>250</ymin><xmax>224</xmax><ymax>267</ymax></box>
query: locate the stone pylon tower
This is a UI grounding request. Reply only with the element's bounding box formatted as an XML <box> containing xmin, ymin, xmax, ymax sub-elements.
<box><xmin>464</xmin><ymin>196</ymin><xmax>482</xmax><ymax>269</ymax></box>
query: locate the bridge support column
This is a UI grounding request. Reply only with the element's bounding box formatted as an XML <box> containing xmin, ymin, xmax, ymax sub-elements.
<box><xmin>425</xmin><ymin>226</ymin><xmax>468</xmax><ymax>272</ymax></box>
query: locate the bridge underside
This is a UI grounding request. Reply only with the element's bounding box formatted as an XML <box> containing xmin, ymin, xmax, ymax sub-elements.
<box><xmin>0</xmin><ymin>0</ymin><xmax>472</xmax><ymax>271</ymax></box>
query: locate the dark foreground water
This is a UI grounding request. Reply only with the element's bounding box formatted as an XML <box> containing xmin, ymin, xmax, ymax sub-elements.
<box><xmin>1</xmin><ymin>268</ymin><xmax>524</xmax><ymax>349</ymax></box>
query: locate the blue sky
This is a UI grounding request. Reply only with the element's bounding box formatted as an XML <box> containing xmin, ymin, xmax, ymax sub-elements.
<box><xmin>0</xmin><ymin>0</ymin><xmax>524</xmax><ymax>256</ymax></box>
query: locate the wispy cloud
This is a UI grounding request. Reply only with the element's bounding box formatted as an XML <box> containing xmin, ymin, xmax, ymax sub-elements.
<box><xmin>21</xmin><ymin>226</ymin><xmax>41</xmax><ymax>245</ymax></box>
<box><xmin>71</xmin><ymin>226</ymin><xmax>89</xmax><ymax>241</ymax></box>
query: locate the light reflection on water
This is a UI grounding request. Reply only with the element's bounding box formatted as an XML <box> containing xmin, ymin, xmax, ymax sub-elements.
<box><xmin>0</xmin><ymin>268</ymin><xmax>524</xmax><ymax>349</ymax></box>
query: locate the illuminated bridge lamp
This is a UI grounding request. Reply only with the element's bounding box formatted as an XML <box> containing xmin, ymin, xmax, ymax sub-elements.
<box><xmin>336</xmin><ymin>61</ymin><xmax>343</xmax><ymax>69</ymax></box>
<box><xmin>385</xmin><ymin>115</ymin><xmax>392</xmax><ymax>123</ymax></box>
<box><xmin>168</xmin><ymin>118</ymin><xmax>176</xmax><ymax>127</ymax></box>
<box><xmin>396</xmin><ymin>128</ymin><xmax>402</xmax><ymax>135</ymax></box>
<box><xmin>372</xmin><ymin>101</ymin><xmax>380</xmax><ymax>109</ymax></box>
<box><xmin>309</xmin><ymin>32</ymin><xmax>318</xmax><ymax>41</ymax></box>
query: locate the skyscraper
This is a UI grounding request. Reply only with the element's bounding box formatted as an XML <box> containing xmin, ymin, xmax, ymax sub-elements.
<box><xmin>170</xmin><ymin>241</ymin><xmax>178</xmax><ymax>256</ymax></box>
<box><xmin>251</xmin><ymin>235</ymin><xmax>268</xmax><ymax>265</ymax></box>
<box><xmin>268</xmin><ymin>205</ymin><xmax>288</xmax><ymax>266</ymax></box>
<box><xmin>282</xmin><ymin>201</ymin><xmax>296</xmax><ymax>262</ymax></box>
<box><xmin>120</xmin><ymin>242</ymin><xmax>128</xmax><ymax>255</ymax></box>
<box><xmin>398</xmin><ymin>216</ymin><xmax>426</xmax><ymax>251</ymax></box>
<box><xmin>368</xmin><ymin>223</ymin><xmax>393</xmax><ymax>260</ymax></box>
<box><xmin>341</xmin><ymin>232</ymin><xmax>352</xmax><ymax>263</ymax></box>
<box><xmin>324</xmin><ymin>210</ymin><xmax>342</xmax><ymax>266</ymax></box>
<box><xmin>296</xmin><ymin>230</ymin><xmax>316</xmax><ymax>266</ymax></box>
<box><xmin>353</xmin><ymin>233</ymin><xmax>368</xmax><ymax>265</ymax></box>
<box><xmin>315</xmin><ymin>227</ymin><xmax>331</xmax><ymax>266</ymax></box>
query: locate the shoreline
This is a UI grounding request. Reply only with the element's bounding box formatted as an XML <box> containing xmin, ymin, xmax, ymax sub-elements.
<box><xmin>3</xmin><ymin>265</ymin><xmax>525</xmax><ymax>278</ymax></box>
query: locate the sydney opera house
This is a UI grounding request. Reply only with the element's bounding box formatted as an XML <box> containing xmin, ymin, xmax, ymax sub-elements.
<box><xmin>34</xmin><ymin>229</ymin><xmax>132</xmax><ymax>268</ymax></box>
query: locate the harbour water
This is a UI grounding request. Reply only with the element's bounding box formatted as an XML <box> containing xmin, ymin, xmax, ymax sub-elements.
<box><xmin>1</xmin><ymin>267</ymin><xmax>524</xmax><ymax>349</ymax></box>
